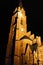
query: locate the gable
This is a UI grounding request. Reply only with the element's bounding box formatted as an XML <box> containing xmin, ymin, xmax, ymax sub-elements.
<box><xmin>20</xmin><ymin>35</ymin><xmax>33</xmax><ymax>41</ymax></box>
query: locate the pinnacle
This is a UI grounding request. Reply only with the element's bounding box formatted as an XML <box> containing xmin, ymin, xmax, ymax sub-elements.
<box><xmin>29</xmin><ymin>34</ymin><xmax>34</xmax><ymax>40</ymax></box>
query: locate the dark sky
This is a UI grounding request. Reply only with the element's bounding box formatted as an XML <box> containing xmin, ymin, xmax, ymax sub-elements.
<box><xmin>0</xmin><ymin>0</ymin><xmax>43</xmax><ymax>65</ymax></box>
<box><xmin>0</xmin><ymin>0</ymin><xmax>43</xmax><ymax>38</ymax></box>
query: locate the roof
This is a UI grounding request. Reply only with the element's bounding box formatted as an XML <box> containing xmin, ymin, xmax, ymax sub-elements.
<box><xmin>20</xmin><ymin>35</ymin><xmax>33</xmax><ymax>41</ymax></box>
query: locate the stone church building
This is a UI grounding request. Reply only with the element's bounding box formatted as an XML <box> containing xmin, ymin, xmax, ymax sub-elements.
<box><xmin>5</xmin><ymin>1</ymin><xmax>43</xmax><ymax>65</ymax></box>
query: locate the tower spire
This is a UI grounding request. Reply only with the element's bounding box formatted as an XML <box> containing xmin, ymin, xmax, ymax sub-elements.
<box><xmin>19</xmin><ymin>0</ymin><xmax>22</xmax><ymax>8</ymax></box>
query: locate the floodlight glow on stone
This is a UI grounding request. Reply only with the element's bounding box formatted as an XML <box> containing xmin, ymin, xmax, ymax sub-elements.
<box><xmin>21</xmin><ymin>28</ymin><xmax>24</xmax><ymax>31</ymax></box>
<box><xmin>18</xmin><ymin>11</ymin><xmax>22</xmax><ymax>18</ymax></box>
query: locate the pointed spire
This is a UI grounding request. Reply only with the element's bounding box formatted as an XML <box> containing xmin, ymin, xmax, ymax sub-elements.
<box><xmin>19</xmin><ymin>0</ymin><xmax>23</xmax><ymax>8</ymax></box>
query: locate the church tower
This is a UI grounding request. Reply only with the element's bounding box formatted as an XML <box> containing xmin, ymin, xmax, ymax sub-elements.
<box><xmin>5</xmin><ymin>0</ymin><xmax>27</xmax><ymax>65</ymax></box>
<box><xmin>16</xmin><ymin>7</ymin><xmax>27</xmax><ymax>40</ymax></box>
<box><xmin>13</xmin><ymin>1</ymin><xmax>28</xmax><ymax>65</ymax></box>
<box><xmin>13</xmin><ymin>0</ymin><xmax>27</xmax><ymax>40</ymax></box>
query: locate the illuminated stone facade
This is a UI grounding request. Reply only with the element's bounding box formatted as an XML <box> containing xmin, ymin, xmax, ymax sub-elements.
<box><xmin>5</xmin><ymin>5</ymin><xmax>43</xmax><ymax>65</ymax></box>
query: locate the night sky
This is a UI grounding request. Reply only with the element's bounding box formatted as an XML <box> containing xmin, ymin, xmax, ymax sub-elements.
<box><xmin>0</xmin><ymin>0</ymin><xmax>43</xmax><ymax>65</ymax></box>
